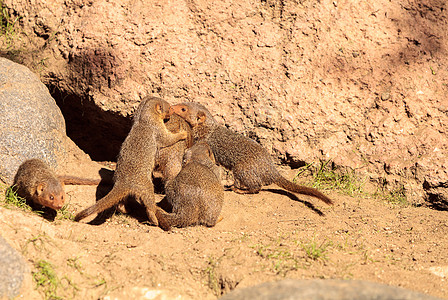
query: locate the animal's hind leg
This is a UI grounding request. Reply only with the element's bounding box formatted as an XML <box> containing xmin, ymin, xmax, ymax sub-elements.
<box><xmin>231</xmin><ymin>166</ymin><xmax>262</xmax><ymax>194</ymax></box>
<box><xmin>231</xmin><ymin>176</ymin><xmax>261</xmax><ymax>194</ymax></box>
<box><xmin>138</xmin><ymin>188</ymin><xmax>159</xmax><ymax>226</ymax></box>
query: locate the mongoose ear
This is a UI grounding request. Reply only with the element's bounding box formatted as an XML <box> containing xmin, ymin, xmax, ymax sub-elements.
<box><xmin>36</xmin><ymin>183</ymin><xmax>46</xmax><ymax>196</ymax></box>
<box><xmin>155</xmin><ymin>103</ymin><xmax>163</xmax><ymax>115</ymax></box>
<box><xmin>197</xmin><ymin>111</ymin><xmax>206</xmax><ymax>124</ymax></box>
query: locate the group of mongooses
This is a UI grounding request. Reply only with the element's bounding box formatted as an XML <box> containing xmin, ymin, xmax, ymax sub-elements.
<box><xmin>171</xmin><ymin>102</ymin><xmax>333</xmax><ymax>204</ymax></box>
<box><xmin>11</xmin><ymin>96</ymin><xmax>333</xmax><ymax>231</ymax></box>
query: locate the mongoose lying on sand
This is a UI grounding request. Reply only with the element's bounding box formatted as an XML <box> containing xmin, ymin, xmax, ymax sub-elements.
<box><xmin>171</xmin><ymin>102</ymin><xmax>333</xmax><ymax>205</ymax></box>
<box><xmin>74</xmin><ymin>96</ymin><xmax>188</xmax><ymax>225</ymax></box>
<box><xmin>156</xmin><ymin>141</ymin><xmax>224</xmax><ymax>231</ymax></box>
<box><xmin>13</xmin><ymin>158</ymin><xmax>101</xmax><ymax>210</ymax></box>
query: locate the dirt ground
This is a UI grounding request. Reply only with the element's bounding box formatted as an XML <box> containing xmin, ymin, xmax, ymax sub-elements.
<box><xmin>1</xmin><ymin>0</ymin><xmax>447</xmax><ymax>299</ymax></box>
<box><xmin>1</xmin><ymin>167</ymin><xmax>447</xmax><ymax>300</ymax></box>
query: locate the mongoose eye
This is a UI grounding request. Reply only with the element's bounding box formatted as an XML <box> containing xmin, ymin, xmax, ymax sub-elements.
<box><xmin>181</xmin><ymin>107</ymin><xmax>186</xmax><ymax>112</ymax></box>
<box><xmin>50</xmin><ymin>195</ymin><xmax>54</xmax><ymax>200</ymax></box>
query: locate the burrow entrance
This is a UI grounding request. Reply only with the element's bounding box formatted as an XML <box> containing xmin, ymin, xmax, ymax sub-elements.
<box><xmin>50</xmin><ymin>87</ymin><xmax>132</xmax><ymax>162</ymax></box>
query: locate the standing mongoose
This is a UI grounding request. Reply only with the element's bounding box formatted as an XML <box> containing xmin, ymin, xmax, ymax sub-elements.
<box><xmin>13</xmin><ymin>158</ymin><xmax>101</xmax><ymax>210</ymax></box>
<box><xmin>153</xmin><ymin>113</ymin><xmax>193</xmax><ymax>184</ymax></box>
<box><xmin>171</xmin><ymin>102</ymin><xmax>333</xmax><ymax>205</ymax></box>
<box><xmin>74</xmin><ymin>96</ymin><xmax>188</xmax><ymax>225</ymax></box>
<box><xmin>156</xmin><ymin>141</ymin><xmax>224</xmax><ymax>231</ymax></box>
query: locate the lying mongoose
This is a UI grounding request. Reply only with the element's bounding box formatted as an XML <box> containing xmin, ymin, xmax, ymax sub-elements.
<box><xmin>13</xmin><ymin>158</ymin><xmax>101</xmax><ymax>210</ymax></box>
<box><xmin>156</xmin><ymin>141</ymin><xmax>224</xmax><ymax>231</ymax></box>
<box><xmin>153</xmin><ymin>113</ymin><xmax>193</xmax><ymax>183</ymax></box>
<box><xmin>74</xmin><ymin>96</ymin><xmax>188</xmax><ymax>225</ymax></box>
<box><xmin>171</xmin><ymin>102</ymin><xmax>333</xmax><ymax>205</ymax></box>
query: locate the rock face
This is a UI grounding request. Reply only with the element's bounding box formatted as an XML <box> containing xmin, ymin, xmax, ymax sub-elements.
<box><xmin>0</xmin><ymin>235</ymin><xmax>29</xmax><ymax>299</ymax></box>
<box><xmin>1</xmin><ymin>0</ymin><xmax>447</xmax><ymax>207</ymax></box>
<box><xmin>0</xmin><ymin>57</ymin><xmax>67</xmax><ymax>183</ymax></box>
<box><xmin>219</xmin><ymin>279</ymin><xmax>441</xmax><ymax>300</ymax></box>
<box><xmin>0</xmin><ymin>57</ymin><xmax>101</xmax><ymax>184</ymax></box>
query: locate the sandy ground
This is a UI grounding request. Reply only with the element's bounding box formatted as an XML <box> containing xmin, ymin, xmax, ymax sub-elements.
<box><xmin>1</xmin><ymin>167</ymin><xmax>447</xmax><ymax>299</ymax></box>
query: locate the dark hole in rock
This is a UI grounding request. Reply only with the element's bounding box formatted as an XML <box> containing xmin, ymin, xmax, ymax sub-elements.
<box><xmin>282</xmin><ymin>153</ymin><xmax>306</xmax><ymax>169</ymax></box>
<box><xmin>426</xmin><ymin>192</ymin><xmax>448</xmax><ymax>211</ymax></box>
<box><xmin>49</xmin><ymin>86</ymin><xmax>132</xmax><ymax>162</ymax></box>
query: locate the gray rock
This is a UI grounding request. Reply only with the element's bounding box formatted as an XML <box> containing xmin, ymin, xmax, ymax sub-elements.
<box><xmin>0</xmin><ymin>235</ymin><xmax>29</xmax><ymax>299</ymax></box>
<box><xmin>220</xmin><ymin>279</ymin><xmax>441</xmax><ymax>300</ymax></box>
<box><xmin>0</xmin><ymin>57</ymin><xmax>68</xmax><ymax>184</ymax></box>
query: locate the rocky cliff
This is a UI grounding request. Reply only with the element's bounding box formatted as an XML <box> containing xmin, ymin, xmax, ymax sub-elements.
<box><xmin>1</xmin><ymin>0</ymin><xmax>447</xmax><ymax>207</ymax></box>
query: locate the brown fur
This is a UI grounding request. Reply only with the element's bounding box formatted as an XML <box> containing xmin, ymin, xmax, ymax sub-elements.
<box><xmin>13</xmin><ymin>159</ymin><xmax>66</xmax><ymax>210</ymax></box>
<box><xmin>171</xmin><ymin>102</ymin><xmax>333</xmax><ymax>205</ymax></box>
<box><xmin>74</xmin><ymin>96</ymin><xmax>188</xmax><ymax>225</ymax></box>
<box><xmin>156</xmin><ymin>141</ymin><xmax>224</xmax><ymax>231</ymax></box>
<box><xmin>13</xmin><ymin>159</ymin><xmax>103</xmax><ymax>210</ymax></box>
<box><xmin>153</xmin><ymin>114</ymin><xmax>193</xmax><ymax>183</ymax></box>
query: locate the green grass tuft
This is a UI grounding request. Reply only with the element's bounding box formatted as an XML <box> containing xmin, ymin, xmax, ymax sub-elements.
<box><xmin>294</xmin><ymin>159</ymin><xmax>365</xmax><ymax>196</ymax></box>
<box><xmin>254</xmin><ymin>242</ymin><xmax>300</xmax><ymax>275</ymax></box>
<box><xmin>301</xmin><ymin>238</ymin><xmax>332</xmax><ymax>261</ymax></box>
<box><xmin>56</xmin><ymin>203</ymin><xmax>75</xmax><ymax>220</ymax></box>
<box><xmin>3</xmin><ymin>185</ymin><xmax>32</xmax><ymax>211</ymax></box>
<box><xmin>377</xmin><ymin>185</ymin><xmax>408</xmax><ymax>206</ymax></box>
<box><xmin>205</xmin><ymin>256</ymin><xmax>221</xmax><ymax>296</ymax></box>
<box><xmin>0</xmin><ymin>1</ymin><xmax>19</xmax><ymax>43</ymax></box>
<box><xmin>33</xmin><ymin>260</ymin><xmax>62</xmax><ymax>300</ymax></box>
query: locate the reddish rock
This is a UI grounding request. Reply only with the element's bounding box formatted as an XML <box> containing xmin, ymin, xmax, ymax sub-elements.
<box><xmin>2</xmin><ymin>0</ymin><xmax>446</xmax><ymax>207</ymax></box>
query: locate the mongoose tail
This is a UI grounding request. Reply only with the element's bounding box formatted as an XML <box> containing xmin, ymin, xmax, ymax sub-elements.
<box><xmin>74</xmin><ymin>187</ymin><xmax>128</xmax><ymax>221</ymax></box>
<box><xmin>273</xmin><ymin>172</ymin><xmax>333</xmax><ymax>205</ymax></box>
<box><xmin>58</xmin><ymin>176</ymin><xmax>102</xmax><ymax>186</ymax></box>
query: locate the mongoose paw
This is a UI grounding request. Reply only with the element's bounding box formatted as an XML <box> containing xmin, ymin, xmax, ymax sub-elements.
<box><xmin>231</xmin><ymin>186</ymin><xmax>260</xmax><ymax>194</ymax></box>
<box><xmin>147</xmin><ymin>210</ymin><xmax>159</xmax><ymax>226</ymax></box>
<box><xmin>179</xmin><ymin>130</ymin><xmax>188</xmax><ymax>140</ymax></box>
<box><xmin>216</xmin><ymin>215</ymin><xmax>224</xmax><ymax>224</ymax></box>
<box><xmin>117</xmin><ymin>203</ymin><xmax>128</xmax><ymax>214</ymax></box>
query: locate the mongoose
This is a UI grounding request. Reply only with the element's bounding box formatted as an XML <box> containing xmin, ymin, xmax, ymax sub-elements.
<box><xmin>13</xmin><ymin>158</ymin><xmax>101</xmax><ymax>210</ymax></box>
<box><xmin>153</xmin><ymin>113</ymin><xmax>193</xmax><ymax>183</ymax></box>
<box><xmin>156</xmin><ymin>141</ymin><xmax>224</xmax><ymax>231</ymax></box>
<box><xmin>171</xmin><ymin>102</ymin><xmax>333</xmax><ymax>205</ymax></box>
<box><xmin>74</xmin><ymin>96</ymin><xmax>188</xmax><ymax>225</ymax></box>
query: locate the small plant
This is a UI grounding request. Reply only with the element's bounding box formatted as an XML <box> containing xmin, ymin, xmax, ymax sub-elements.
<box><xmin>378</xmin><ymin>186</ymin><xmax>408</xmax><ymax>206</ymax></box>
<box><xmin>253</xmin><ymin>237</ymin><xmax>301</xmax><ymax>275</ymax></box>
<box><xmin>294</xmin><ymin>159</ymin><xmax>365</xmax><ymax>196</ymax></box>
<box><xmin>204</xmin><ymin>257</ymin><xmax>220</xmax><ymax>296</ymax></box>
<box><xmin>21</xmin><ymin>233</ymin><xmax>56</xmax><ymax>255</ymax></box>
<box><xmin>57</xmin><ymin>203</ymin><xmax>74</xmax><ymax>220</ymax></box>
<box><xmin>0</xmin><ymin>1</ymin><xmax>20</xmax><ymax>44</ymax></box>
<box><xmin>3</xmin><ymin>185</ymin><xmax>32</xmax><ymax>211</ymax></box>
<box><xmin>3</xmin><ymin>185</ymin><xmax>46</xmax><ymax>216</ymax></box>
<box><xmin>301</xmin><ymin>238</ymin><xmax>331</xmax><ymax>261</ymax></box>
<box><xmin>361</xmin><ymin>249</ymin><xmax>376</xmax><ymax>265</ymax></box>
<box><xmin>33</xmin><ymin>260</ymin><xmax>62</xmax><ymax>300</ymax></box>
<box><xmin>67</xmin><ymin>256</ymin><xmax>83</xmax><ymax>274</ymax></box>
<box><xmin>93</xmin><ymin>278</ymin><xmax>107</xmax><ymax>288</ymax></box>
